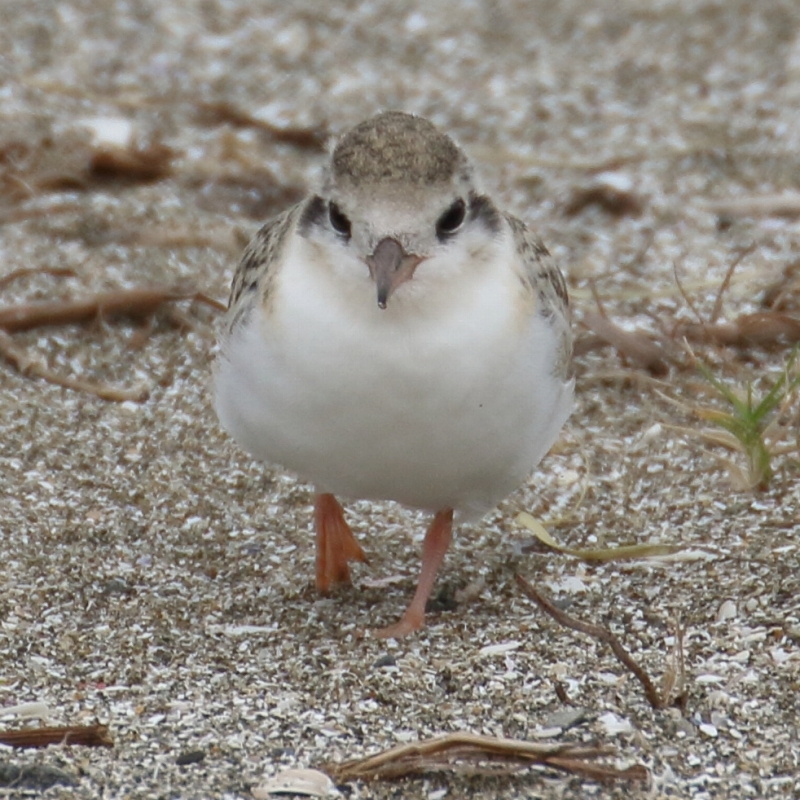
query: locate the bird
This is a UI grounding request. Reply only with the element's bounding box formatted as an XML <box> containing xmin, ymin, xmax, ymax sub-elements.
<box><xmin>214</xmin><ymin>111</ymin><xmax>573</xmax><ymax>638</ymax></box>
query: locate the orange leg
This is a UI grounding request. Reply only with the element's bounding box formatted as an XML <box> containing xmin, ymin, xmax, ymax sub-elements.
<box><xmin>314</xmin><ymin>493</ymin><xmax>367</xmax><ymax>593</ymax></box>
<box><xmin>374</xmin><ymin>507</ymin><xmax>454</xmax><ymax>639</ymax></box>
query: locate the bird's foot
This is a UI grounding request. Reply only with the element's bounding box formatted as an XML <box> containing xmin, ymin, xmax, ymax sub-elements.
<box><xmin>371</xmin><ymin>507</ymin><xmax>454</xmax><ymax>638</ymax></box>
<box><xmin>372</xmin><ymin>606</ymin><xmax>425</xmax><ymax>639</ymax></box>
<box><xmin>314</xmin><ymin>493</ymin><xmax>367</xmax><ymax>593</ymax></box>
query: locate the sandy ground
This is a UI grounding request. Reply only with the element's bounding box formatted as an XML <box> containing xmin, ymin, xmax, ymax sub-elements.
<box><xmin>1</xmin><ymin>0</ymin><xmax>799</xmax><ymax>797</ymax></box>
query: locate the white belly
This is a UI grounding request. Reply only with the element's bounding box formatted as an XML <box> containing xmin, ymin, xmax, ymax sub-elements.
<box><xmin>215</xmin><ymin>239</ymin><xmax>572</xmax><ymax>519</ymax></box>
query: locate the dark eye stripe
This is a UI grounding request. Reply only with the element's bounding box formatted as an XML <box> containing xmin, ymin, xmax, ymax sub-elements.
<box><xmin>467</xmin><ymin>191</ymin><xmax>501</xmax><ymax>234</ymax></box>
<box><xmin>297</xmin><ymin>195</ymin><xmax>326</xmax><ymax>237</ymax></box>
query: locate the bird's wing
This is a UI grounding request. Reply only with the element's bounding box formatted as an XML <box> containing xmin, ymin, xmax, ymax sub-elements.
<box><xmin>504</xmin><ymin>212</ymin><xmax>573</xmax><ymax>380</ymax></box>
<box><xmin>225</xmin><ymin>202</ymin><xmax>305</xmax><ymax>332</ymax></box>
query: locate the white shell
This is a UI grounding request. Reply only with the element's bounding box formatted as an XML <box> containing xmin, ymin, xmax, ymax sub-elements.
<box><xmin>251</xmin><ymin>769</ymin><xmax>335</xmax><ymax>799</ymax></box>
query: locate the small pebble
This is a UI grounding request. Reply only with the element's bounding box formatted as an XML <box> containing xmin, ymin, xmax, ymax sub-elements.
<box><xmin>372</xmin><ymin>654</ymin><xmax>397</xmax><ymax>669</ymax></box>
<box><xmin>175</xmin><ymin>749</ymin><xmax>206</xmax><ymax>766</ymax></box>
<box><xmin>103</xmin><ymin>578</ymin><xmax>132</xmax><ymax>595</ymax></box>
<box><xmin>716</xmin><ymin>599</ymin><xmax>737</xmax><ymax>622</ymax></box>
<box><xmin>543</xmin><ymin>707</ymin><xmax>588</xmax><ymax>731</ymax></box>
<box><xmin>270</xmin><ymin>747</ymin><xmax>296</xmax><ymax>759</ymax></box>
<box><xmin>698</xmin><ymin>723</ymin><xmax>718</xmax><ymax>738</ymax></box>
<box><xmin>598</xmin><ymin>711</ymin><xmax>633</xmax><ymax>735</ymax></box>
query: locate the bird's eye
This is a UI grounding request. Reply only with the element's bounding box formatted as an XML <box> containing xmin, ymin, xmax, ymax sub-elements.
<box><xmin>328</xmin><ymin>202</ymin><xmax>352</xmax><ymax>238</ymax></box>
<box><xmin>435</xmin><ymin>198</ymin><xmax>466</xmax><ymax>238</ymax></box>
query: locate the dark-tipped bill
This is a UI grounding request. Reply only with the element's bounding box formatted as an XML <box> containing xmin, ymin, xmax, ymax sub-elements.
<box><xmin>366</xmin><ymin>237</ymin><xmax>423</xmax><ymax>309</ymax></box>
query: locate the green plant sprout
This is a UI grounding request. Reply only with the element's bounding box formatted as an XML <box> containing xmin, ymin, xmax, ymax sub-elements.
<box><xmin>692</xmin><ymin>346</ymin><xmax>800</xmax><ymax>490</ymax></box>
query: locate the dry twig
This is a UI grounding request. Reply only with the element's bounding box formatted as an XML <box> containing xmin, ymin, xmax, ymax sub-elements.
<box><xmin>672</xmin><ymin>260</ymin><xmax>706</xmax><ymax>328</ymax></box>
<box><xmin>762</xmin><ymin>259</ymin><xmax>800</xmax><ymax>311</ymax></box>
<box><xmin>0</xmin><ymin>330</ymin><xmax>149</xmax><ymax>401</ymax></box>
<box><xmin>0</xmin><ymin>724</ymin><xmax>113</xmax><ymax>749</ymax></box>
<box><xmin>0</xmin><ymin>203</ymin><xmax>84</xmax><ymax>226</ymax></box>
<box><xmin>666</xmin><ymin>245</ymin><xmax>800</xmax><ymax>350</ymax></box>
<box><xmin>660</xmin><ymin>617</ymin><xmax>687</xmax><ymax>709</ymax></box>
<box><xmin>1</xmin><ymin>123</ymin><xmax>173</xmax><ymax>203</ymax></box>
<box><xmin>324</xmin><ymin>732</ymin><xmax>647</xmax><ymax>784</ymax></box>
<box><xmin>576</xmin><ymin>249</ymin><xmax>800</xmax><ymax>366</ymax></box>
<box><xmin>195</xmin><ymin>102</ymin><xmax>327</xmax><ymax>149</ymax></box>
<box><xmin>581</xmin><ymin>311</ymin><xmax>669</xmax><ymax>375</ymax></box>
<box><xmin>563</xmin><ymin>181</ymin><xmax>644</xmax><ymax>217</ymax></box>
<box><xmin>0</xmin><ymin>282</ymin><xmax>224</xmax><ymax>401</ymax></box>
<box><xmin>704</xmin><ymin>193</ymin><xmax>800</xmax><ymax>219</ymax></box>
<box><xmin>674</xmin><ymin>312</ymin><xmax>800</xmax><ymax>349</ymax></box>
<box><xmin>88</xmin><ymin>141</ymin><xmax>173</xmax><ymax>183</ymax></box>
<box><xmin>43</xmin><ymin>218</ymin><xmax>246</xmax><ymax>253</ymax></box>
<box><xmin>0</xmin><ymin>285</ymin><xmax>225</xmax><ymax>333</ymax></box>
<box><xmin>0</xmin><ymin>267</ymin><xmax>77</xmax><ymax>291</ymax></box>
<box><xmin>515</xmin><ymin>575</ymin><xmax>681</xmax><ymax>710</ymax></box>
<box><xmin>710</xmin><ymin>243</ymin><xmax>756</xmax><ymax>325</ymax></box>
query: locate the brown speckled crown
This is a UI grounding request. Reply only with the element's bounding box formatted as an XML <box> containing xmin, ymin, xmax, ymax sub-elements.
<box><xmin>330</xmin><ymin>111</ymin><xmax>468</xmax><ymax>186</ymax></box>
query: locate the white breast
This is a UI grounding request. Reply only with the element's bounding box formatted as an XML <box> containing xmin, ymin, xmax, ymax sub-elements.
<box><xmin>215</xmin><ymin>230</ymin><xmax>572</xmax><ymax>520</ymax></box>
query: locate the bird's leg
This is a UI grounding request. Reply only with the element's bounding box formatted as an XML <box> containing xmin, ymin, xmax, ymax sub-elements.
<box><xmin>374</xmin><ymin>507</ymin><xmax>454</xmax><ymax>639</ymax></box>
<box><xmin>314</xmin><ymin>493</ymin><xmax>367</xmax><ymax>593</ymax></box>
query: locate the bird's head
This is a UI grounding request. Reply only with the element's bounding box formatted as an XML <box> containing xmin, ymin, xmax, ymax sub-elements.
<box><xmin>298</xmin><ymin>111</ymin><xmax>501</xmax><ymax>309</ymax></box>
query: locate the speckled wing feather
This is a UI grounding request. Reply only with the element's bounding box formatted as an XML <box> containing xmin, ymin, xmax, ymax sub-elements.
<box><xmin>225</xmin><ymin>203</ymin><xmax>303</xmax><ymax>332</ymax></box>
<box><xmin>505</xmin><ymin>213</ymin><xmax>572</xmax><ymax>379</ymax></box>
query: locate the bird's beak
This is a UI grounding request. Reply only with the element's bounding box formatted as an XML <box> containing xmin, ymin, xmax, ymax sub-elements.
<box><xmin>366</xmin><ymin>237</ymin><xmax>423</xmax><ymax>309</ymax></box>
